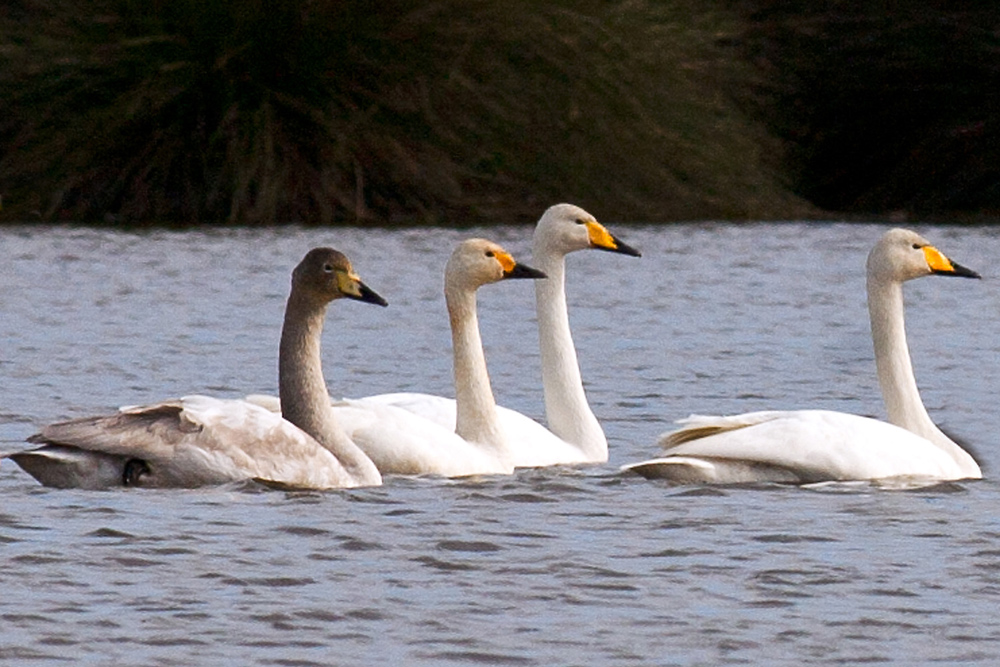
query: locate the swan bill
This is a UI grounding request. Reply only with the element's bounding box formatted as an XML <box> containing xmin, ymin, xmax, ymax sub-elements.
<box><xmin>586</xmin><ymin>221</ymin><xmax>641</xmax><ymax>257</ymax></box>
<box><xmin>337</xmin><ymin>272</ymin><xmax>389</xmax><ymax>307</ymax></box>
<box><xmin>352</xmin><ymin>280</ymin><xmax>389</xmax><ymax>307</ymax></box>
<box><xmin>924</xmin><ymin>246</ymin><xmax>980</xmax><ymax>279</ymax></box>
<box><xmin>503</xmin><ymin>261</ymin><xmax>547</xmax><ymax>280</ymax></box>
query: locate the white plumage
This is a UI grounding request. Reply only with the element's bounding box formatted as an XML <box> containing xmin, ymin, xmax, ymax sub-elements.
<box><xmin>623</xmin><ymin>228</ymin><xmax>982</xmax><ymax>485</ymax></box>
<box><xmin>320</xmin><ymin>204</ymin><xmax>640</xmax><ymax>472</ymax></box>
<box><xmin>331</xmin><ymin>238</ymin><xmax>550</xmax><ymax>477</ymax></box>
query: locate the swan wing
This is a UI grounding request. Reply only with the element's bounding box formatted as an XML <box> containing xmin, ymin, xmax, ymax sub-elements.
<box><xmin>244</xmin><ymin>393</ymin><xmax>282</xmax><ymax>413</ymax></box>
<box><xmin>6</xmin><ymin>445</ymin><xmax>138</xmax><ymax>490</ymax></box>
<box><xmin>332</xmin><ymin>396</ymin><xmax>511</xmax><ymax>477</ymax></box>
<box><xmin>623</xmin><ymin>410</ymin><xmax>967</xmax><ymax>483</ymax></box>
<box><xmin>11</xmin><ymin>396</ymin><xmax>365</xmax><ymax>489</ymax></box>
<box><xmin>659</xmin><ymin>411</ymin><xmax>791</xmax><ymax>447</ymax></box>
<box><xmin>335</xmin><ymin>392</ymin><xmax>584</xmax><ymax>468</ymax></box>
<box><xmin>343</xmin><ymin>392</ymin><xmax>457</xmax><ymax>429</ymax></box>
<box><xmin>498</xmin><ymin>408</ymin><xmax>590</xmax><ymax>467</ymax></box>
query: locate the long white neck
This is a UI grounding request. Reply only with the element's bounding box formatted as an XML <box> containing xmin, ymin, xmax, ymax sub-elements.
<box><xmin>532</xmin><ymin>244</ymin><xmax>607</xmax><ymax>459</ymax></box>
<box><xmin>446</xmin><ymin>284</ymin><xmax>508</xmax><ymax>457</ymax></box>
<box><xmin>867</xmin><ymin>275</ymin><xmax>980</xmax><ymax>475</ymax></box>
<box><xmin>279</xmin><ymin>294</ymin><xmax>381</xmax><ymax>483</ymax></box>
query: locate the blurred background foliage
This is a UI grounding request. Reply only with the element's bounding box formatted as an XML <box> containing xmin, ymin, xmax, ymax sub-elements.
<box><xmin>0</xmin><ymin>1</ymin><xmax>997</xmax><ymax>225</ymax></box>
<box><xmin>735</xmin><ymin>0</ymin><xmax>1000</xmax><ymax>217</ymax></box>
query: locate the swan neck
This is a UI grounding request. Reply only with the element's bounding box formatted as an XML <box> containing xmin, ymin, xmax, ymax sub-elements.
<box><xmin>868</xmin><ymin>278</ymin><xmax>936</xmax><ymax>435</ymax></box>
<box><xmin>446</xmin><ymin>284</ymin><xmax>506</xmax><ymax>453</ymax></box>
<box><xmin>867</xmin><ymin>274</ymin><xmax>978</xmax><ymax>476</ymax></box>
<box><xmin>532</xmin><ymin>246</ymin><xmax>607</xmax><ymax>457</ymax></box>
<box><xmin>278</xmin><ymin>293</ymin><xmax>380</xmax><ymax>482</ymax></box>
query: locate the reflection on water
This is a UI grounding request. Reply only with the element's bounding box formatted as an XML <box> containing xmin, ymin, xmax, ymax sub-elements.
<box><xmin>3</xmin><ymin>222</ymin><xmax>1000</xmax><ymax>665</ymax></box>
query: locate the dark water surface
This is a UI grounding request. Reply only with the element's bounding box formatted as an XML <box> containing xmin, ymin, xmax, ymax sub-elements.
<box><xmin>3</xmin><ymin>222</ymin><xmax>1000</xmax><ymax>665</ymax></box>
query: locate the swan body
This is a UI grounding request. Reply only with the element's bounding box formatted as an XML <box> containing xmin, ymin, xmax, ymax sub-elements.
<box><xmin>315</xmin><ymin>204</ymin><xmax>640</xmax><ymax>470</ymax></box>
<box><xmin>329</xmin><ymin>396</ymin><xmax>517</xmax><ymax>476</ymax></box>
<box><xmin>8</xmin><ymin>248</ymin><xmax>386</xmax><ymax>490</ymax></box>
<box><xmin>332</xmin><ymin>238</ymin><xmax>548</xmax><ymax>477</ymax></box>
<box><xmin>623</xmin><ymin>228</ymin><xmax>982</xmax><ymax>485</ymax></box>
<box><xmin>13</xmin><ymin>397</ymin><xmax>372</xmax><ymax>489</ymax></box>
<box><xmin>331</xmin><ymin>392</ymin><xmax>577</xmax><ymax>472</ymax></box>
<box><xmin>244</xmin><ymin>391</ymin><xmax>555</xmax><ymax>461</ymax></box>
<box><xmin>626</xmin><ymin>410</ymin><xmax>971</xmax><ymax>485</ymax></box>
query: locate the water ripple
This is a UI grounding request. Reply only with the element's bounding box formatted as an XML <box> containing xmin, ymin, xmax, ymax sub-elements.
<box><xmin>3</xmin><ymin>224</ymin><xmax>1000</xmax><ymax>665</ymax></box>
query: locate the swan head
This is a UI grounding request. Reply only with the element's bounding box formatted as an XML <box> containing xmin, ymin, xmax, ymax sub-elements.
<box><xmin>533</xmin><ymin>203</ymin><xmax>641</xmax><ymax>257</ymax></box>
<box><xmin>446</xmin><ymin>239</ymin><xmax>547</xmax><ymax>291</ymax></box>
<box><xmin>867</xmin><ymin>228</ymin><xmax>980</xmax><ymax>284</ymax></box>
<box><xmin>292</xmin><ymin>247</ymin><xmax>388</xmax><ymax>307</ymax></box>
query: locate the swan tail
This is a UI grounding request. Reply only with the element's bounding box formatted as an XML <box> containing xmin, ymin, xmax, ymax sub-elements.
<box><xmin>7</xmin><ymin>446</ymin><xmax>136</xmax><ymax>489</ymax></box>
<box><xmin>14</xmin><ymin>400</ymin><xmax>201</xmax><ymax>488</ymax></box>
<box><xmin>622</xmin><ymin>455</ymin><xmax>804</xmax><ymax>484</ymax></box>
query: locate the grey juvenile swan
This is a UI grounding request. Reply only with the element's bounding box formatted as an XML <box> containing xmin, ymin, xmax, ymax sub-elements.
<box><xmin>7</xmin><ymin>247</ymin><xmax>386</xmax><ymax>490</ymax></box>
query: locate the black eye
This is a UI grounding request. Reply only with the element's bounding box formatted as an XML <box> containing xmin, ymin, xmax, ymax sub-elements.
<box><xmin>575</xmin><ymin>218</ymin><xmax>586</xmax><ymax>225</ymax></box>
<box><xmin>912</xmin><ymin>244</ymin><xmax>921</xmax><ymax>250</ymax></box>
<box><xmin>485</xmin><ymin>251</ymin><xmax>494</xmax><ymax>258</ymax></box>
<box><xmin>323</xmin><ymin>263</ymin><xmax>334</xmax><ymax>272</ymax></box>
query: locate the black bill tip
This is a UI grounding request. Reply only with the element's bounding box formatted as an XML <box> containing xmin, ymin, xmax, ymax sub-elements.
<box><xmin>353</xmin><ymin>281</ymin><xmax>389</xmax><ymax>306</ymax></box>
<box><xmin>936</xmin><ymin>260</ymin><xmax>981</xmax><ymax>280</ymax></box>
<box><xmin>505</xmin><ymin>263</ymin><xmax>548</xmax><ymax>280</ymax></box>
<box><xmin>606</xmin><ymin>236</ymin><xmax>642</xmax><ymax>258</ymax></box>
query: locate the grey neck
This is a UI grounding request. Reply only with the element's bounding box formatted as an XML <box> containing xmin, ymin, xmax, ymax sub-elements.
<box><xmin>278</xmin><ymin>292</ymin><xmax>380</xmax><ymax>481</ymax></box>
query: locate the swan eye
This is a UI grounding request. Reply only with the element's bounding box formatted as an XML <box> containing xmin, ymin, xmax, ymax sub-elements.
<box><xmin>485</xmin><ymin>251</ymin><xmax>495</xmax><ymax>258</ymax></box>
<box><xmin>575</xmin><ymin>218</ymin><xmax>586</xmax><ymax>225</ymax></box>
<box><xmin>912</xmin><ymin>243</ymin><xmax>921</xmax><ymax>250</ymax></box>
<box><xmin>323</xmin><ymin>263</ymin><xmax>335</xmax><ymax>273</ymax></box>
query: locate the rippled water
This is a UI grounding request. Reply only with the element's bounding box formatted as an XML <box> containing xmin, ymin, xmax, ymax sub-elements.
<box><xmin>3</xmin><ymin>222</ymin><xmax>1000</xmax><ymax>665</ymax></box>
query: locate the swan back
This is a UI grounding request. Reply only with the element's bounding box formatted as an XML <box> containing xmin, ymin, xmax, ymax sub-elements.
<box><xmin>15</xmin><ymin>397</ymin><xmax>372</xmax><ymax>489</ymax></box>
<box><xmin>628</xmin><ymin>409</ymin><xmax>970</xmax><ymax>484</ymax></box>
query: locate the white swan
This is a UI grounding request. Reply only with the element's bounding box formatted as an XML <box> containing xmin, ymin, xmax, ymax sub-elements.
<box><xmin>622</xmin><ymin>228</ymin><xmax>982</xmax><ymax>484</ymax></box>
<box><xmin>517</xmin><ymin>202</ymin><xmax>641</xmax><ymax>464</ymax></box>
<box><xmin>7</xmin><ymin>247</ymin><xmax>386</xmax><ymax>490</ymax></box>
<box><xmin>330</xmin><ymin>238</ymin><xmax>550</xmax><ymax>476</ymax></box>
<box><xmin>311</xmin><ymin>204</ymin><xmax>640</xmax><ymax>469</ymax></box>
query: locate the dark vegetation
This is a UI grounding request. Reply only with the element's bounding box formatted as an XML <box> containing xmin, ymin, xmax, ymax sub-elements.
<box><xmin>735</xmin><ymin>1</ymin><xmax>1000</xmax><ymax>217</ymax></box>
<box><xmin>1</xmin><ymin>1</ymin><xmax>998</xmax><ymax>225</ymax></box>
